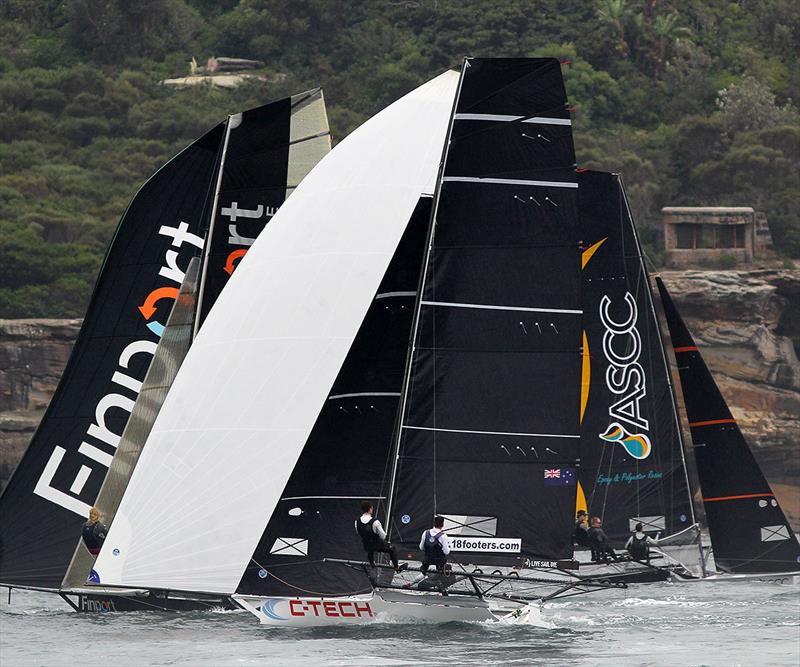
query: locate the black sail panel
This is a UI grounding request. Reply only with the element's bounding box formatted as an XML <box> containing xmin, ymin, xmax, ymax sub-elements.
<box><xmin>235</xmin><ymin>197</ymin><xmax>431</xmax><ymax>596</ymax></box>
<box><xmin>197</xmin><ymin>90</ymin><xmax>330</xmax><ymax>326</ymax></box>
<box><xmin>656</xmin><ymin>277</ymin><xmax>800</xmax><ymax>573</ymax></box>
<box><xmin>578</xmin><ymin>171</ymin><xmax>694</xmax><ymax>545</ymax></box>
<box><xmin>0</xmin><ymin>125</ymin><xmax>225</xmax><ymax>588</ymax></box>
<box><xmin>390</xmin><ymin>58</ymin><xmax>582</xmax><ymax>563</ymax></box>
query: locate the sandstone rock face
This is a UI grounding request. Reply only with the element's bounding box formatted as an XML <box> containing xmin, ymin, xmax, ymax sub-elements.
<box><xmin>0</xmin><ymin>319</ymin><xmax>82</xmax><ymax>483</ymax></box>
<box><xmin>658</xmin><ymin>269</ymin><xmax>800</xmax><ymax>529</ymax></box>
<box><xmin>0</xmin><ymin>270</ymin><xmax>797</xmax><ymax>529</ymax></box>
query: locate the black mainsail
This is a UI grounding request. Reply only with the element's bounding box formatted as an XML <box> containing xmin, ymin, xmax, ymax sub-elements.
<box><xmin>235</xmin><ymin>196</ymin><xmax>432</xmax><ymax>597</ymax></box>
<box><xmin>196</xmin><ymin>90</ymin><xmax>330</xmax><ymax>328</ymax></box>
<box><xmin>656</xmin><ymin>277</ymin><xmax>800</xmax><ymax>574</ymax></box>
<box><xmin>578</xmin><ymin>171</ymin><xmax>696</xmax><ymax>545</ymax></box>
<box><xmin>388</xmin><ymin>58</ymin><xmax>582</xmax><ymax>562</ymax></box>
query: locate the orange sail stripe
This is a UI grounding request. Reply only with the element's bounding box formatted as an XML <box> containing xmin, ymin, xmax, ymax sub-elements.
<box><xmin>689</xmin><ymin>418</ymin><xmax>736</xmax><ymax>427</ymax></box>
<box><xmin>703</xmin><ymin>493</ymin><xmax>774</xmax><ymax>503</ymax></box>
<box><xmin>673</xmin><ymin>346</ymin><xmax>698</xmax><ymax>353</ymax></box>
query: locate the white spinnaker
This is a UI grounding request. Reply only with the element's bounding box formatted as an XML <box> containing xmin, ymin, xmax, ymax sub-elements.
<box><xmin>93</xmin><ymin>70</ymin><xmax>459</xmax><ymax>594</ymax></box>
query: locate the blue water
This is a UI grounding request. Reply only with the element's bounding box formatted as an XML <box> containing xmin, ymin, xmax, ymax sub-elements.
<box><xmin>1</xmin><ymin>582</ymin><xmax>798</xmax><ymax>666</ymax></box>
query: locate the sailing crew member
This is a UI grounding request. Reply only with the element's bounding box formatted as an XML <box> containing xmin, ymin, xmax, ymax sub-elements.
<box><xmin>625</xmin><ymin>522</ymin><xmax>659</xmax><ymax>564</ymax></box>
<box><xmin>81</xmin><ymin>506</ymin><xmax>108</xmax><ymax>556</ymax></box>
<box><xmin>356</xmin><ymin>501</ymin><xmax>406</xmax><ymax>572</ymax></box>
<box><xmin>420</xmin><ymin>515</ymin><xmax>451</xmax><ymax>575</ymax></box>
<box><xmin>588</xmin><ymin>516</ymin><xmax>617</xmax><ymax>563</ymax></box>
<box><xmin>574</xmin><ymin>510</ymin><xmax>590</xmax><ymax>547</ymax></box>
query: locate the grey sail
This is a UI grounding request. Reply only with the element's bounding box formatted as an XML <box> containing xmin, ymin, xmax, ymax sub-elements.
<box><xmin>61</xmin><ymin>258</ymin><xmax>201</xmax><ymax>589</ymax></box>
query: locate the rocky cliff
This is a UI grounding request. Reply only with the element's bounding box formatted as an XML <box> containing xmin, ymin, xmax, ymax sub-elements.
<box><xmin>657</xmin><ymin>269</ymin><xmax>800</xmax><ymax>529</ymax></box>
<box><xmin>1</xmin><ymin>270</ymin><xmax>798</xmax><ymax>527</ymax></box>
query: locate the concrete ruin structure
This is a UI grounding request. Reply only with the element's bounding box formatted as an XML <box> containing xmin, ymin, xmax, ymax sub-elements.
<box><xmin>662</xmin><ymin>206</ymin><xmax>774</xmax><ymax>268</ymax></box>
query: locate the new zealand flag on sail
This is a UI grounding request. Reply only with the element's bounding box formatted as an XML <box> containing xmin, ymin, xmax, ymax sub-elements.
<box><xmin>544</xmin><ymin>467</ymin><xmax>576</xmax><ymax>487</ymax></box>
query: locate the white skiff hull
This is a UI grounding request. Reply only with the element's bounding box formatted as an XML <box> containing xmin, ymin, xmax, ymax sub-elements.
<box><xmin>233</xmin><ymin>589</ymin><xmax>541</xmax><ymax>627</ymax></box>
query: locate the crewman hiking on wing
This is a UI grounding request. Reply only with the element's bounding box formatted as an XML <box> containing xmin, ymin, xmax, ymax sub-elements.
<box><xmin>420</xmin><ymin>515</ymin><xmax>451</xmax><ymax>575</ymax></box>
<box><xmin>356</xmin><ymin>501</ymin><xmax>406</xmax><ymax>572</ymax></box>
<box><xmin>625</xmin><ymin>522</ymin><xmax>659</xmax><ymax>564</ymax></box>
<box><xmin>82</xmin><ymin>506</ymin><xmax>107</xmax><ymax>556</ymax></box>
<box><xmin>574</xmin><ymin>510</ymin><xmax>590</xmax><ymax>547</ymax></box>
<box><xmin>588</xmin><ymin>516</ymin><xmax>617</xmax><ymax>563</ymax></box>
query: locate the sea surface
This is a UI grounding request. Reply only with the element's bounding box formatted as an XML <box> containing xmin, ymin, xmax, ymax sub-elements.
<box><xmin>1</xmin><ymin>582</ymin><xmax>798</xmax><ymax>666</ymax></box>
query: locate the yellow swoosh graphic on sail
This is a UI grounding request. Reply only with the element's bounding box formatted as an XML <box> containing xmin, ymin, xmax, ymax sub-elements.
<box><xmin>581</xmin><ymin>237</ymin><xmax>607</xmax><ymax>270</ymax></box>
<box><xmin>580</xmin><ymin>330</ymin><xmax>590</xmax><ymax>424</ymax></box>
<box><xmin>575</xmin><ymin>480</ymin><xmax>587</xmax><ymax>517</ymax></box>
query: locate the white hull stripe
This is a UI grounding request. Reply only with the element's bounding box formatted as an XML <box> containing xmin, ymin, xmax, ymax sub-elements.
<box><xmin>281</xmin><ymin>495</ymin><xmax>387</xmax><ymax>501</ymax></box>
<box><xmin>328</xmin><ymin>392</ymin><xmax>402</xmax><ymax>400</ymax></box>
<box><xmin>403</xmin><ymin>425</ymin><xmax>579</xmax><ymax>439</ymax></box>
<box><xmin>454</xmin><ymin>113</ymin><xmax>571</xmax><ymax>126</ymax></box>
<box><xmin>442</xmin><ymin>176</ymin><xmax>578</xmax><ymax>189</ymax></box>
<box><xmin>375</xmin><ymin>291</ymin><xmax>417</xmax><ymax>300</ymax></box>
<box><xmin>421</xmin><ymin>300</ymin><xmax>582</xmax><ymax>315</ymax></box>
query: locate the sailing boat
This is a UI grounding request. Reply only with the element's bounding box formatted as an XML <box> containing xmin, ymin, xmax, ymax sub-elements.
<box><xmin>575</xmin><ymin>170</ymin><xmax>708</xmax><ymax>582</ymax></box>
<box><xmin>0</xmin><ymin>91</ymin><xmax>330</xmax><ymax>612</ymax></box>
<box><xmin>656</xmin><ymin>277</ymin><xmax>800</xmax><ymax>582</ymax></box>
<box><xmin>90</xmin><ymin>58</ymin><xmax>623</xmax><ymax>626</ymax></box>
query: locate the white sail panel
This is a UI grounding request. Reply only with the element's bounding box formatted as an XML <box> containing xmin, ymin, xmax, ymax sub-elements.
<box><xmin>93</xmin><ymin>71</ymin><xmax>459</xmax><ymax>594</ymax></box>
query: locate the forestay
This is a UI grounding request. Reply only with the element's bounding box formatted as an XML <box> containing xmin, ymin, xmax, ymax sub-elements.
<box><xmin>388</xmin><ymin>58</ymin><xmax>583</xmax><ymax>562</ymax></box>
<box><xmin>93</xmin><ymin>71</ymin><xmax>460</xmax><ymax>594</ymax></box>
<box><xmin>578</xmin><ymin>171</ymin><xmax>695</xmax><ymax>544</ymax></box>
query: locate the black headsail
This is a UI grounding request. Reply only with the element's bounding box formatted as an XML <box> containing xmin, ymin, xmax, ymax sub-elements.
<box><xmin>578</xmin><ymin>171</ymin><xmax>695</xmax><ymax>545</ymax></box>
<box><xmin>236</xmin><ymin>197</ymin><xmax>431</xmax><ymax>597</ymax></box>
<box><xmin>0</xmin><ymin>124</ymin><xmax>224</xmax><ymax>589</ymax></box>
<box><xmin>388</xmin><ymin>58</ymin><xmax>582</xmax><ymax>563</ymax></box>
<box><xmin>656</xmin><ymin>277</ymin><xmax>800</xmax><ymax>573</ymax></box>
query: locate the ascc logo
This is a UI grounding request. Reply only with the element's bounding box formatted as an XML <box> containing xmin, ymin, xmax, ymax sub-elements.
<box><xmin>598</xmin><ymin>292</ymin><xmax>652</xmax><ymax>459</ymax></box>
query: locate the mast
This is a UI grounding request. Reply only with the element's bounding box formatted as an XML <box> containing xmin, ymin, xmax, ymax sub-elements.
<box><xmin>385</xmin><ymin>60</ymin><xmax>468</xmax><ymax>526</ymax></box>
<box><xmin>194</xmin><ymin>115</ymin><xmax>233</xmax><ymax>339</ymax></box>
<box><xmin>618</xmin><ymin>178</ymin><xmax>697</xmax><ymax>530</ymax></box>
<box><xmin>577</xmin><ymin>170</ymin><xmax>696</xmax><ymax>552</ymax></box>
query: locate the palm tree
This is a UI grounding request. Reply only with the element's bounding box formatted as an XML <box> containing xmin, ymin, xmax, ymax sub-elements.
<box><xmin>652</xmin><ymin>12</ymin><xmax>691</xmax><ymax>77</ymax></box>
<box><xmin>597</xmin><ymin>0</ymin><xmax>630</xmax><ymax>58</ymax></box>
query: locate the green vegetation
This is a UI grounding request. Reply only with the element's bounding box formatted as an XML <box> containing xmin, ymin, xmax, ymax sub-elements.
<box><xmin>1</xmin><ymin>0</ymin><xmax>798</xmax><ymax>317</ymax></box>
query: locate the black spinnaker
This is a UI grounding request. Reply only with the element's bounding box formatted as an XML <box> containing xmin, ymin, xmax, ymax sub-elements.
<box><xmin>0</xmin><ymin>93</ymin><xmax>330</xmax><ymax>590</ymax></box>
<box><xmin>656</xmin><ymin>277</ymin><xmax>800</xmax><ymax>574</ymax></box>
<box><xmin>0</xmin><ymin>124</ymin><xmax>224</xmax><ymax>589</ymax></box>
<box><xmin>388</xmin><ymin>58</ymin><xmax>582</xmax><ymax>563</ymax></box>
<box><xmin>236</xmin><ymin>196</ymin><xmax>432</xmax><ymax>597</ymax></box>
<box><xmin>578</xmin><ymin>171</ymin><xmax>696</xmax><ymax>545</ymax></box>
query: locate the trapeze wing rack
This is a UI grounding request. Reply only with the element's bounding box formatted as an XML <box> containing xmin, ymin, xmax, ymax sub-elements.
<box><xmin>323</xmin><ymin>558</ymin><xmax>627</xmax><ymax>588</ymax></box>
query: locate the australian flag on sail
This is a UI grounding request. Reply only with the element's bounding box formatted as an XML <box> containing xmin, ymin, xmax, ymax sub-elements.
<box><xmin>544</xmin><ymin>467</ymin><xmax>576</xmax><ymax>487</ymax></box>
